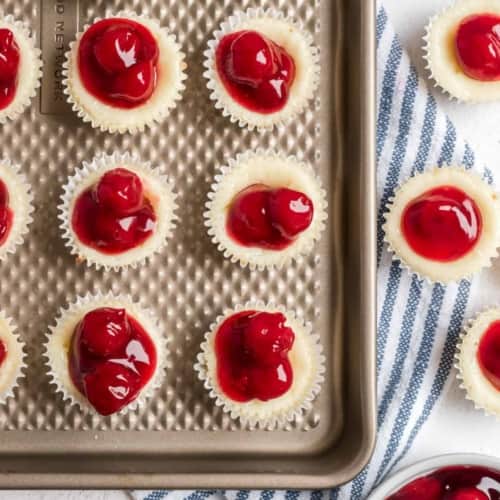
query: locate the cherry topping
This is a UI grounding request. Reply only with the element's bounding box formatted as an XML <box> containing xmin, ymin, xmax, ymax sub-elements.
<box><xmin>69</xmin><ymin>307</ymin><xmax>157</xmax><ymax>416</ymax></box>
<box><xmin>387</xmin><ymin>466</ymin><xmax>500</xmax><ymax>500</ymax></box>
<box><xmin>0</xmin><ymin>180</ymin><xmax>13</xmax><ymax>246</ymax></box>
<box><xmin>401</xmin><ymin>185</ymin><xmax>482</xmax><ymax>262</ymax></box>
<box><xmin>477</xmin><ymin>320</ymin><xmax>500</xmax><ymax>391</ymax></box>
<box><xmin>78</xmin><ymin>18</ymin><xmax>159</xmax><ymax>108</ymax></box>
<box><xmin>93</xmin><ymin>27</ymin><xmax>142</xmax><ymax>74</ymax></box>
<box><xmin>0</xmin><ymin>29</ymin><xmax>20</xmax><ymax>110</ymax></box>
<box><xmin>77</xmin><ymin>307</ymin><xmax>131</xmax><ymax>357</ymax></box>
<box><xmin>216</xmin><ymin>30</ymin><xmax>296</xmax><ymax>113</ymax></box>
<box><xmin>388</xmin><ymin>477</ymin><xmax>442</xmax><ymax>500</ymax></box>
<box><xmin>446</xmin><ymin>488</ymin><xmax>489</xmax><ymax>500</ymax></box>
<box><xmin>95</xmin><ymin>168</ymin><xmax>144</xmax><ymax>215</ymax></box>
<box><xmin>72</xmin><ymin>167</ymin><xmax>157</xmax><ymax>255</ymax></box>
<box><xmin>83</xmin><ymin>361</ymin><xmax>138</xmax><ymax>416</ymax></box>
<box><xmin>227</xmin><ymin>184</ymin><xmax>314</xmax><ymax>250</ymax></box>
<box><xmin>215</xmin><ymin>310</ymin><xmax>295</xmax><ymax>402</ymax></box>
<box><xmin>0</xmin><ymin>340</ymin><xmax>7</xmax><ymax>367</ymax></box>
<box><xmin>456</xmin><ymin>15</ymin><xmax>500</xmax><ymax>81</ymax></box>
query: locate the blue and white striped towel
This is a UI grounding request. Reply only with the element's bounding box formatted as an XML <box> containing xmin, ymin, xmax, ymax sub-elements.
<box><xmin>134</xmin><ymin>6</ymin><xmax>493</xmax><ymax>500</ymax></box>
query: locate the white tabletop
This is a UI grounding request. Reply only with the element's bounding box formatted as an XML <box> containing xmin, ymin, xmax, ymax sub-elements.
<box><xmin>4</xmin><ymin>1</ymin><xmax>500</xmax><ymax>498</ymax></box>
<box><xmin>384</xmin><ymin>0</ymin><xmax>500</xmax><ymax>469</ymax></box>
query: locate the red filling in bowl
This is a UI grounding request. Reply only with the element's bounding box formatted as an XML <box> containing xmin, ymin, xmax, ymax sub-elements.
<box><xmin>0</xmin><ymin>179</ymin><xmax>13</xmax><ymax>247</ymax></box>
<box><xmin>478</xmin><ymin>320</ymin><xmax>500</xmax><ymax>391</ymax></box>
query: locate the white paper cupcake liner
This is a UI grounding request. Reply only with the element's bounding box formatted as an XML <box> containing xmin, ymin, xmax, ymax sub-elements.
<box><xmin>194</xmin><ymin>301</ymin><xmax>325</xmax><ymax>429</ymax></box>
<box><xmin>203</xmin><ymin>8</ymin><xmax>320</xmax><ymax>131</ymax></box>
<box><xmin>455</xmin><ymin>306</ymin><xmax>500</xmax><ymax>419</ymax></box>
<box><xmin>204</xmin><ymin>149</ymin><xmax>328</xmax><ymax>270</ymax></box>
<box><xmin>423</xmin><ymin>0</ymin><xmax>500</xmax><ymax>103</ymax></box>
<box><xmin>58</xmin><ymin>151</ymin><xmax>178</xmax><ymax>271</ymax></box>
<box><xmin>0</xmin><ymin>310</ymin><xmax>26</xmax><ymax>406</ymax></box>
<box><xmin>63</xmin><ymin>11</ymin><xmax>187</xmax><ymax>134</ymax></box>
<box><xmin>382</xmin><ymin>166</ymin><xmax>500</xmax><ymax>284</ymax></box>
<box><xmin>0</xmin><ymin>158</ymin><xmax>34</xmax><ymax>261</ymax></box>
<box><xmin>43</xmin><ymin>292</ymin><xmax>168</xmax><ymax>417</ymax></box>
<box><xmin>0</xmin><ymin>15</ymin><xmax>42</xmax><ymax>124</ymax></box>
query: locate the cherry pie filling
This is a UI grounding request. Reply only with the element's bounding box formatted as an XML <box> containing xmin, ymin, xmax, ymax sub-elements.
<box><xmin>226</xmin><ymin>184</ymin><xmax>314</xmax><ymax>250</ymax></box>
<box><xmin>71</xmin><ymin>167</ymin><xmax>157</xmax><ymax>254</ymax></box>
<box><xmin>216</xmin><ymin>30</ymin><xmax>296</xmax><ymax>113</ymax></box>
<box><xmin>401</xmin><ymin>185</ymin><xmax>482</xmax><ymax>262</ymax></box>
<box><xmin>77</xmin><ymin>18</ymin><xmax>159</xmax><ymax>108</ymax></box>
<box><xmin>456</xmin><ymin>14</ymin><xmax>500</xmax><ymax>81</ymax></box>
<box><xmin>69</xmin><ymin>307</ymin><xmax>157</xmax><ymax>416</ymax></box>
<box><xmin>215</xmin><ymin>310</ymin><xmax>295</xmax><ymax>402</ymax></box>
<box><xmin>0</xmin><ymin>179</ymin><xmax>13</xmax><ymax>247</ymax></box>
<box><xmin>0</xmin><ymin>340</ymin><xmax>7</xmax><ymax>368</ymax></box>
<box><xmin>0</xmin><ymin>28</ymin><xmax>20</xmax><ymax>111</ymax></box>
<box><xmin>387</xmin><ymin>465</ymin><xmax>500</xmax><ymax>500</ymax></box>
<box><xmin>477</xmin><ymin>320</ymin><xmax>500</xmax><ymax>391</ymax></box>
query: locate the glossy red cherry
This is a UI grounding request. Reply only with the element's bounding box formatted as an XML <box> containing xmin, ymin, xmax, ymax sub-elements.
<box><xmin>0</xmin><ymin>29</ymin><xmax>20</xmax><ymax>83</ymax></box>
<box><xmin>95</xmin><ymin>168</ymin><xmax>144</xmax><ymax>215</ymax></box>
<box><xmin>477</xmin><ymin>320</ymin><xmax>500</xmax><ymax>391</ymax></box>
<box><xmin>243</xmin><ymin>312</ymin><xmax>294</xmax><ymax>366</ymax></box>
<box><xmin>93</xmin><ymin>26</ymin><xmax>141</xmax><ymax>74</ymax></box>
<box><xmin>110</xmin><ymin>60</ymin><xmax>156</xmax><ymax>104</ymax></box>
<box><xmin>77</xmin><ymin>307</ymin><xmax>131</xmax><ymax>357</ymax></box>
<box><xmin>388</xmin><ymin>477</ymin><xmax>442</xmax><ymax>500</ymax></box>
<box><xmin>0</xmin><ymin>340</ymin><xmax>7</xmax><ymax>367</ymax></box>
<box><xmin>446</xmin><ymin>488</ymin><xmax>489</xmax><ymax>500</ymax></box>
<box><xmin>216</xmin><ymin>30</ymin><xmax>296</xmax><ymax>113</ymax></box>
<box><xmin>227</xmin><ymin>185</ymin><xmax>276</xmax><ymax>245</ymax></box>
<box><xmin>0</xmin><ymin>180</ymin><xmax>13</xmax><ymax>246</ymax></box>
<box><xmin>456</xmin><ymin>15</ymin><xmax>500</xmax><ymax>81</ymax></box>
<box><xmin>83</xmin><ymin>361</ymin><xmax>138</xmax><ymax>416</ymax></box>
<box><xmin>401</xmin><ymin>186</ymin><xmax>482</xmax><ymax>262</ymax></box>
<box><xmin>246</xmin><ymin>360</ymin><xmax>293</xmax><ymax>401</ymax></box>
<box><xmin>268</xmin><ymin>188</ymin><xmax>314</xmax><ymax>239</ymax></box>
<box><xmin>224</xmin><ymin>31</ymin><xmax>276</xmax><ymax>87</ymax></box>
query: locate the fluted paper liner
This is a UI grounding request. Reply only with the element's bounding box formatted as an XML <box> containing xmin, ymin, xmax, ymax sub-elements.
<box><xmin>383</xmin><ymin>167</ymin><xmax>500</xmax><ymax>284</ymax></box>
<box><xmin>44</xmin><ymin>292</ymin><xmax>168</xmax><ymax>417</ymax></box>
<box><xmin>63</xmin><ymin>11</ymin><xmax>187</xmax><ymax>134</ymax></box>
<box><xmin>204</xmin><ymin>149</ymin><xmax>328</xmax><ymax>270</ymax></box>
<box><xmin>59</xmin><ymin>151</ymin><xmax>178</xmax><ymax>270</ymax></box>
<box><xmin>0</xmin><ymin>15</ymin><xmax>42</xmax><ymax>124</ymax></box>
<box><xmin>0</xmin><ymin>158</ymin><xmax>34</xmax><ymax>261</ymax></box>
<box><xmin>203</xmin><ymin>8</ymin><xmax>320</xmax><ymax>131</ymax></box>
<box><xmin>0</xmin><ymin>310</ymin><xmax>26</xmax><ymax>405</ymax></box>
<box><xmin>194</xmin><ymin>301</ymin><xmax>325</xmax><ymax>429</ymax></box>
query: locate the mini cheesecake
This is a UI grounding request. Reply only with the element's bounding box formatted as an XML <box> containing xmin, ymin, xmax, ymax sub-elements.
<box><xmin>204</xmin><ymin>9</ymin><xmax>319</xmax><ymax>130</ymax></box>
<box><xmin>195</xmin><ymin>303</ymin><xmax>324</xmax><ymax>427</ymax></box>
<box><xmin>457</xmin><ymin>307</ymin><xmax>500</xmax><ymax>417</ymax></box>
<box><xmin>383</xmin><ymin>167</ymin><xmax>500</xmax><ymax>283</ymax></box>
<box><xmin>425</xmin><ymin>0</ymin><xmax>500</xmax><ymax>101</ymax></box>
<box><xmin>64</xmin><ymin>12</ymin><xmax>186</xmax><ymax>133</ymax></box>
<box><xmin>205</xmin><ymin>151</ymin><xmax>327</xmax><ymax>269</ymax></box>
<box><xmin>0</xmin><ymin>17</ymin><xmax>42</xmax><ymax>123</ymax></box>
<box><xmin>45</xmin><ymin>294</ymin><xmax>166</xmax><ymax>416</ymax></box>
<box><xmin>59</xmin><ymin>153</ymin><xmax>177</xmax><ymax>270</ymax></box>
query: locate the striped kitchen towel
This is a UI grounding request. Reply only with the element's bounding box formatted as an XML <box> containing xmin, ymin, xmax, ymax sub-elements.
<box><xmin>134</xmin><ymin>5</ymin><xmax>493</xmax><ymax>500</ymax></box>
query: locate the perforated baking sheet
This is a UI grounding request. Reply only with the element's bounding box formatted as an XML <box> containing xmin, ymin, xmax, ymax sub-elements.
<box><xmin>0</xmin><ymin>0</ymin><xmax>376</xmax><ymax>489</ymax></box>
